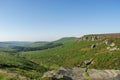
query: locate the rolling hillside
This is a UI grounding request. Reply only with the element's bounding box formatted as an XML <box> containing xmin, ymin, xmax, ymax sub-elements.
<box><xmin>0</xmin><ymin>53</ymin><xmax>48</xmax><ymax>79</ymax></box>
<box><xmin>19</xmin><ymin>33</ymin><xmax>120</xmax><ymax>70</ymax></box>
<box><xmin>0</xmin><ymin>33</ymin><xmax>120</xmax><ymax>80</ymax></box>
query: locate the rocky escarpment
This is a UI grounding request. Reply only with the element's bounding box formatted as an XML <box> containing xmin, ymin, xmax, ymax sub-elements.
<box><xmin>79</xmin><ymin>34</ymin><xmax>120</xmax><ymax>51</ymax></box>
<box><xmin>80</xmin><ymin>35</ymin><xmax>104</xmax><ymax>41</ymax></box>
<box><xmin>80</xmin><ymin>33</ymin><xmax>120</xmax><ymax>40</ymax></box>
<box><xmin>80</xmin><ymin>33</ymin><xmax>120</xmax><ymax>41</ymax></box>
<box><xmin>42</xmin><ymin>67</ymin><xmax>120</xmax><ymax>80</ymax></box>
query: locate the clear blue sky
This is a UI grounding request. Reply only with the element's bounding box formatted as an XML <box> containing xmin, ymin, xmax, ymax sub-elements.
<box><xmin>0</xmin><ymin>0</ymin><xmax>120</xmax><ymax>41</ymax></box>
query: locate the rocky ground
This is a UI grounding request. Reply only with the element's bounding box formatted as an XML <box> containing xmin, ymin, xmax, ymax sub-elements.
<box><xmin>42</xmin><ymin>67</ymin><xmax>120</xmax><ymax>80</ymax></box>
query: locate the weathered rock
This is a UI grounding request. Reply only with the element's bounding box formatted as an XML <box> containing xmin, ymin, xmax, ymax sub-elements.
<box><xmin>81</xmin><ymin>35</ymin><xmax>105</xmax><ymax>41</ymax></box>
<box><xmin>104</xmin><ymin>39</ymin><xmax>113</xmax><ymax>45</ymax></box>
<box><xmin>91</xmin><ymin>36</ymin><xmax>97</xmax><ymax>41</ymax></box>
<box><xmin>107</xmin><ymin>47</ymin><xmax>111</xmax><ymax>50</ymax></box>
<box><xmin>107</xmin><ymin>46</ymin><xmax>119</xmax><ymax>51</ymax></box>
<box><xmin>109</xmin><ymin>47</ymin><xmax>119</xmax><ymax>51</ymax></box>
<box><xmin>91</xmin><ymin>44</ymin><xmax>96</xmax><ymax>49</ymax></box>
<box><xmin>104</xmin><ymin>39</ymin><xmax>119</xmax><ymax>51</ymax></box>
<box><xmin>42</xmin><ymin>67</ymin><xmax>120</xmax><ymax>80</ymax></box>
<box><xmin>82</xmin><ymin>36</ymin><xmax>88</xmax><ymax>40</ymax></box>
<box><xmin>110</xmin><ymin>42</ymin><xmax>115</xmax><ymax>47</ymax></box>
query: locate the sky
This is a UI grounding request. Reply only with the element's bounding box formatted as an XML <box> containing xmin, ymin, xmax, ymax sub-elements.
<box><xmin>0</xmin><ymin>0</ymin><xmax>120</xmax><ymax>41</ymax></box>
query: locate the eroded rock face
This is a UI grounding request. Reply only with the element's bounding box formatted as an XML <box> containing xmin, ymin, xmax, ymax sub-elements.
<box><xmin>42</xmin><ymin>67</ymin><xmax>120</xmax><ymax>80</ymax></box>
<box><xmin>81</xmin><ymin>35</ymin><xmax>105</xmax><ymax>41</ymax></box>
<box><xmin>80</xmin><ymin>35</ymin><xmax>120</xmax><ymax>51</ymax></box>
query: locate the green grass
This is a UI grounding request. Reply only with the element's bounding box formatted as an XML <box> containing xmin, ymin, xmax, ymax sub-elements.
<box><xmin>19</xmin><ymin>38</ymin><xmax>120</xmax><ymax>70</ymax></box>
<box><xmin>0</xmin><ymin>53</ymin><xmax>49</xmax><ymax>79</ymax></box>
<box><xmin>0</xmin><ymin>37</ymin><xmax>120</xmax><ymax>79</ymax></box>
<box><xmin>0</xmin><ymin>74</ymin><xmax>8</xmax><ymax>80</ymax></box>
<box><xmin>83</xmin><ymin>72</ymin><xmax>91</xmax><ymax>80</ymax></box>
<box><xmin>0</xmin><ymin>47</ymin><xmax>16</xmax><ymax>53</ymax></box>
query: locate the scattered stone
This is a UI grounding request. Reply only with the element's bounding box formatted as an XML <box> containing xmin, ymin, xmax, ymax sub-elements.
<box><xmin>107</xmin><ymin>47</ymin><xmax>111</xmax><ymax>50</ymax></box>
<box><xmin>104</xmin><ymin>39</ymin><xmax>113</xmax><ymax>45</ymax></box>
<box><xmin>110</xmin><ymin>42</ymin><xmax>115</xmax><ymax>47</ymax></box>
<box><xmin>107</xmin><ymin>46</ymin><xmax>119</xmax><ymax>51</ymax></box>
<box><xmin>109</xmin><ymin>47</ymin><xmax>119</xmax><ymax>51</ymax></box>
<box><xmin>117</xmin><ymin>48</ymin><xmax>120</xmax><ymax>50</ymax></box>
<box><xmin>91</xmin><ymin>44</ymin><xmax>96</xmax><ymax>49</ymax></box>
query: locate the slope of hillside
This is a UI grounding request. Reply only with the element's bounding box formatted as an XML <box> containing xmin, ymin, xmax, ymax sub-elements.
<box><xmin>26</xmin><ymin>41</ymin><xmax>49</xmax><ymax>47</ymax></box>
<box><xmin>0</xmin><ymin>53</ymin><xmax>48</xmax><ymax>79</ymax></box>
<box><xmin>19</xmin><ymin>34</ymin><xmax>120</xmax><ymax>70</ymax></box>
<box><xmin>0</xmin><ymin>69</ymin><xmax>28</xmax><ymax>80</ymax></box>
<box><xmin>0</xmin><ymin>33</ymin><xmax>119</xmax><ymax>80</ymax></box>
<box><xmin>54</xmin><ymin>37</ymin><xmax>76</xmax><ymax>44</ymax></box>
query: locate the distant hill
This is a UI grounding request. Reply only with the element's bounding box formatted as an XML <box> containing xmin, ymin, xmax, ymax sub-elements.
<box><xmin>26</xmin><ymin>41</ymin><xmax>49</xmax><ymax>47</ymax></box>
<box><xmin>0</xmin><ymin>41</ymin><xmax>32</xmax><ymax>47</ymax></box>
<box><xmin>24</xmin><ymin>37</ymin><xmax>75</xmax><ymax>48</ymax></box>
<box><xmin>54</xmin><ymin>37</ymin><xmax>76</xmax><ymax>44</ymax></box>
<box><xmin>7</xmin><ymin>38</ymin><xmax>75</xmax><ymax>52</ymax></box>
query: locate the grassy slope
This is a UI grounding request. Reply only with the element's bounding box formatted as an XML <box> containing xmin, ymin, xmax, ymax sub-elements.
<box><xmin>0</xmin><ymin>53</ymin><xmax>48</xmax><ymax>79</ymax></box>
<box><xmin>0</xmin><ymin>47</ymin><xmax>16</xmax><ymax>53</ymax></box>
<box><xmin>0</xmin><ymin>36</ymin><xmax>120</xmax><ymax>79</ymax></box>
<box><xmin>19</xmin><ymin>38</ymin><xmax>120</xmax><ymax>70</ymax></box>
<box><xmin>54</xmin><ymin>37</ymin><xmax>75</xmax><ymax>43</ymax></box>
<box><xmin>0</xmin><ymin>69</ymin><xmax>28</xmax><ymax>80</ymax></box>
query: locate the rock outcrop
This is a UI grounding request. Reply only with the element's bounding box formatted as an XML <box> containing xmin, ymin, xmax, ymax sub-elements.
<box><xmin>42</xmin><ymin>67</ymin><xmax>120</xmax><ymax>80</ymax></box>
<box><xmin>80</xmin><ymin>33</ymin><xmax>120</xmax><ymax>41</ymax></box>
<box><xmin>81</xmin><ymin>35</ymin><xmax>104</xmax><ymax>41</ymax></box>
<box><xmin>91</xmin><ymin>44</ymin><xmax>96</xmax><ymax>49</ymax></box>
<box><xmin>104</xmin><ymin>39</ymin><xmax>119</xmax><ymax>51</ymax></box>
<box><xmin>80</xmin><ymin>34</ymin><xmax>120</xmax><ymax>51</ymax></box>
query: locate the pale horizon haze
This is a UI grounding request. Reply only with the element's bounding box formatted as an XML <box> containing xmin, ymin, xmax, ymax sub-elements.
<box><xmin>0</xmin><ymin>0</ymin><xmax>120</xmax><ymax>41</ymax></box>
